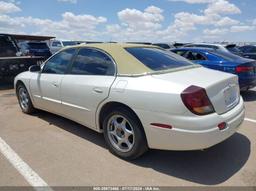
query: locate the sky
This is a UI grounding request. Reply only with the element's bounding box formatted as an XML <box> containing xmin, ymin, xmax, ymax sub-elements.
<box><xmin>0</xmin><ymin>0</ymin><xmax>255</xmax><ymax>42</ymax></box>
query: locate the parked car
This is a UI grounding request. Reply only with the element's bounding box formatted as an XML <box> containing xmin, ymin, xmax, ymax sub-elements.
<box><xmin>76</xmin><ymin>41</ymin><xmax>103</xmax><ymax>45</ymax></box>
<box><xmin>0</xmin><ymin>34</ymin><xmax>44</xmax><ymax>79</ymax></box>
<box><xmin>152</xmin><ymin>43</ymin><xmax>175</xmax><ymax>50</ymax></box>
<box><xmin>239</xmin><ymin>45</ymin><xmax>256</xmax><ymax>60</ymax></box>
<box><xmin>172</xmin><ymin>47</ymin><xmax>256</xmax><ymax>91</ymax></box>
<box><xmin>173</xmin><ymin>42</ymin><xmax>189</xmax><ymax>48</ymax></box>
<box><xmin>18</xmin><ymin>41</ymin><xmax>52</xmax><ymax>60</ymax></box>
<box><xmin>126</xmin><ymin>42</ymin><xmax>152</xmax><ymax>45</ymax></box>
<box><xmin>15</xmin><ymin>43</ymin><xmax>245</xmax><ymax>159</ymax></box>
<box><xmin>184</xmin><ymin>43</ymin><xmax>243</xmax><ymax>56</ymax></box>
<box><xmin>49</xmin><ymin>40</ymin><xmax>79</xmax><ymax>54</ymax></box>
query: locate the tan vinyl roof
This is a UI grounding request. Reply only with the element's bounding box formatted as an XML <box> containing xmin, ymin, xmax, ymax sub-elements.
<box><xmin>66</xmin><ymin>43</ymin><xmax>155</xmax><ymax>75</ymax></box>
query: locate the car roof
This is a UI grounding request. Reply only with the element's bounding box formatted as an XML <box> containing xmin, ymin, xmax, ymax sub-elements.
<box><xmin>173</xmin><ymin>47</ymin><xmax>214</xmax><ymax>52</ymax></box>
<box><xmin>186</xmin><ymin>43</ymin><xmax>225</xmax><ymax>46</ymax></box>
<box><xmin>62</xmin><ymin>43</ymin><xmax>159</xmax><ymax>75</ymax></box>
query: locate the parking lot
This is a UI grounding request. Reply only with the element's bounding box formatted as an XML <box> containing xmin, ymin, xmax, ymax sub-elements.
<box><xmin>0</xmin><ymin>82</ymin><xmax>256</xmax><ymax>188</ymax></box>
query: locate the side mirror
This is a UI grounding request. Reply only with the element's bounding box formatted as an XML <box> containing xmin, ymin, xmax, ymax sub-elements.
<box><xmin>29</xmin><ymin>65</ymin><xmax>41</xmax><ymax>72</ymax></box>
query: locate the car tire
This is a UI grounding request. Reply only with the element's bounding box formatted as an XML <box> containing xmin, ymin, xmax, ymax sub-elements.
<box><xmin>17</xmin><ymin>83</ymin><xmax>35</xmax><ymax>114</ymax></box>
<box><xmin>103</xmin><ymin>107</ymin><xmax>148</xmax><ymax>160</ymax></box>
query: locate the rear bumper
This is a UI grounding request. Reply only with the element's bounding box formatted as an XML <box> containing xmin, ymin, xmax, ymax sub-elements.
<box><xmin>239</xmin><ymin>76</ymin><xmax>256</xmax><ymax>90</ymax></box>
<box><xmin>135</xmin><ymin>97</ymin><xmax>245</xmax><ymax>151</ymax></box>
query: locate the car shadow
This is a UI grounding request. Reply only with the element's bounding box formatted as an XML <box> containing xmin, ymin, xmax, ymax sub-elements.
<box><xmin>34</xmin><ymin>111</ymin><xmax>250</xmax><ymax>185</ymax></box>
<box><xmin>241</xmin><ymin>89</ymin><xmax>256</xmax><ymax>102</ymax></box>
<box><xmin>34</xmin><ymin>111</ymin><xmax>106</xmax><ymax>148</ymax></box>
<box><xmin>131</xmin><ymin>133</ymin><xmax>251</xmax><ymax>185</ymax></box>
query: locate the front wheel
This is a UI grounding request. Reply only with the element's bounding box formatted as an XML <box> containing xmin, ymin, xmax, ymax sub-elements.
<box><xmin>103</xmin><ymin>107</ymin><xmax>148</xmax><ymax>160</ymax></box>
<box><xmin>17</xmin><ymin>84</ymin><xmax>35</xmax><ymax>114</ymax></box>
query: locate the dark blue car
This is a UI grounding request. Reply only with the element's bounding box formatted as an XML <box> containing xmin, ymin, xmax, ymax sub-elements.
<box><xmin>172</xmin><ymin>47</ymin><xmax>256</xmax><ymax>91</ymax></box>
<box><xmin>18</xmin><ymin>41</ymin><xmax>52</xmax><ymax>60</ymax></box>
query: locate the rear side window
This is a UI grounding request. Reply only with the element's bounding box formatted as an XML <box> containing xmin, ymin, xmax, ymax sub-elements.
<box><xmin>70</xmin><ymin>48</ymin><xmax>115</xmax><ymax>76</ymax></box>
<box><xmin>185</xmin><ymin>51</ymin><xmax>207</xmax><ymax>61</ymax></box>
<box><xmin>42</xmin><ymin>48</ymin><xmax>76</xmax><ymax>74</ymax></box>
<box><xmin>125</xmin><ymin>47</ymin><xmax>194</xmax><ymax>71</ymax></box>
<box><xmin>173</xmin><ymin>50</ymin><xmax>187</xmax><ymax>57</ymax></box>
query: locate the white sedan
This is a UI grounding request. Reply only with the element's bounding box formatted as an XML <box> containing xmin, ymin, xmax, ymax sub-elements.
<box><xmin>15</xmin><ymin>43</ymin><xmax>245</xmax><ymax>159</ymax></box>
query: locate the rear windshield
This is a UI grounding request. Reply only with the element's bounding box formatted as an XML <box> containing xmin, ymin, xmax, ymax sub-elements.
<box><xmin>62</xmin><ymin>41</ymin><xmax>78</xmax><ymax>46</ymax></box>
<box><xmin>210</xmin><ymin>50</ymin><xmax>244</xmax><ymax>61</ymax></box>
<box><xmin>125</xmin><ymin>47</ymin><xmax>194</xmax><ymax>71</ymax></box>
<box><xmin>28</xmin><ymin>43</ymin><xmax>49</xmax><ymax>49</ymax></box>
<box><xmin>226</xmin><ymin>46</ymin><xmax>242</xmax><ymax>54</ymax></box>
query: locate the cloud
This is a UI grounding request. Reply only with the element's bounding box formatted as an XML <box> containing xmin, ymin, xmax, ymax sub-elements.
<box><xmin>0</xmin><ymin>0</ymin><xmax>253</xmax><ymax>42</ymax></box>
<box><xmin>0</xmin><ymin>1</ymin><xmax>21</xmax><ymax>14</ymax></box>
<box><xmin>105</xmin><ymin>6</ymin><xmax>166</xmax><ymax>41</ymax></box>
<box><xmin>169</xmin><ymin>0</ymin><xmax>213</xmax><ymax>3</ymax></box>
<box><xmin>253</xmin><ymin>19</ymin><xmax>256</xmax><ymax>25</ymax></box>
<box><xmin>117</xmin><ymin>6</ymin><xmax>164</xmax><ymax>31</ymax></box>
<box><xmin>160</xmin><ymin>0</ymin><xmax>241</xmax><ymax>41</ymax></box>
<box><xmin>230</xmin><ymin>25</ymin><xmax>255</xmax><ymax>32</ymax></box>
<box><xmin>204</xmin><ymin>0</ymin><xmax>241</xmax><ymax>15</ymax></box>
<box><xmin>215</xmin><ymin>17</ymin><xmax>239</xmax><ymax>26</ymax></box>
<box><xmin>106</xmin><ymin>1</ymin><xmax>241</xmax><ymax>42</ymax></box>
<box><xmin>0</xmin><ymin>2</ymin><xmax>107</xmax><ymax>40</ymax></box>
<box><xmin>203</xmin><ymin>28</ymin><xmax>228</xmax><ymax>35</ymax></box>
<box><xmin>57</xmin><ymin>0</ymin><xmax>77</xmax><ymax>4</ymax></box>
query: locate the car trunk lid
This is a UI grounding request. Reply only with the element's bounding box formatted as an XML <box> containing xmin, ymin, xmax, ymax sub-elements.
<box><xmin>152</xmin><ymin>67</ymin><xmax>240</xmax><ymax>115</ymax></box>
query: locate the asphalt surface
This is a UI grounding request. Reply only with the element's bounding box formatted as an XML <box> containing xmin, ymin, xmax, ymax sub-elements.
<box><xmin>0</xmin><ymin>82</ymin><xmax>255</xmax><ymax>187</ymax></box>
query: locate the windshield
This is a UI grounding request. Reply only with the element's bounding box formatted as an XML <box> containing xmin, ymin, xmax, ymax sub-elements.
<box><xmin>28</xmin><ymin>42</ymin><xmax>49</xmax><ymax>49</ymax></box>
<box><xmin>125</xmin><ymin>47</ymin><xmax>194</xmax><ymax>71</ymax></box>
<box><xmin>62</xmin><ymin>41</ymin><xmax>78</xmax><ymax>46</ymax></box>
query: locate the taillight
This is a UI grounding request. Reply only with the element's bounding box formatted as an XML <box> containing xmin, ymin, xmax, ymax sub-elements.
<box><xmin>235</xmin><ymin>66</ymin><xmax>254</xmax><ymax>73</ymax></box>
<box><xmin>181</xmin><ymin>85</ymin><xmax>215</xmax><ymax>115</ymax></box>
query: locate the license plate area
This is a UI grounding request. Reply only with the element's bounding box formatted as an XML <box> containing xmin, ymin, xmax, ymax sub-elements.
<box><xmin>224</xmin><ymin>84</ymin><xmax>239</xmax><ymax>108</ymax></box>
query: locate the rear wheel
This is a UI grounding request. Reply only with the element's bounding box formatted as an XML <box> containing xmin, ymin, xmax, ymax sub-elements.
<box><xmin>103</xmin><ymin>107</ymin><xmax>148</xmax><ymax>160</ymax></box>
<box><xmin>17</xmin><ymin>84</ymin><xmax>35</xmax><ymax>114</ymax></box>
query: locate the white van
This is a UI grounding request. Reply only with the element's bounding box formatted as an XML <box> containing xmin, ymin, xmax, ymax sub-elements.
<box><xmin>49</xmin><ymin>40</ymin><xmax>79</xmax><ymax>54</ymax></box>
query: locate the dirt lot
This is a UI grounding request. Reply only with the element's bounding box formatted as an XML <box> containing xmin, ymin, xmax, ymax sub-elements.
<box><xmin>0</xmin><ymin>82</ymin><xmax>256</xmax><ymax>188</ymax></box>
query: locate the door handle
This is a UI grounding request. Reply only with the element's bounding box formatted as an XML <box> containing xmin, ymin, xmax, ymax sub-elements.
<box><xmin>93</xmin><ymin>88</ymin><xmax>103</xmax><ymax>94</ymax></box>
<box><xmin>52</xmin><ymin>82</ymin><xmax>59</xmax><ymax>87</ymax></box>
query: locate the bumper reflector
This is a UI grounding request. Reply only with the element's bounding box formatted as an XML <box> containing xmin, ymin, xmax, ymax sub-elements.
<box><xmin>218</xmin><ymin>122</ymin><xmax>227</xmax><ymax>130</ymax></box>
